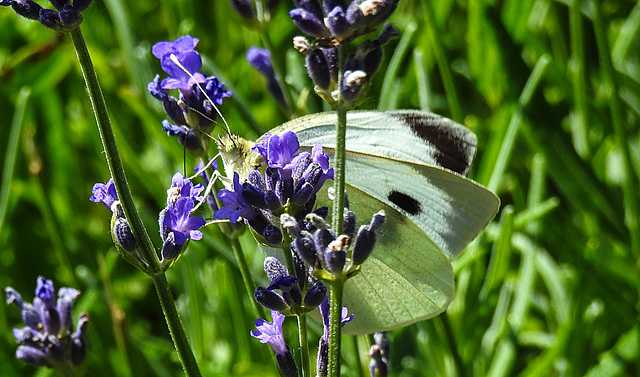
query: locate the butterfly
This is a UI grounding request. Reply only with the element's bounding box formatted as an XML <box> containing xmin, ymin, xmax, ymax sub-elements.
<box><xmin>217</xmin><ymin>110</ymin><xmax>500</xmax><ymax>335</ymax></box>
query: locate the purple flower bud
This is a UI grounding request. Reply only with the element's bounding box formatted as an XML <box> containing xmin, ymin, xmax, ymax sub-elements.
<box><xmin>16</xmin><ymin>345</ymin><xmax>49</xmax><ymax>367</ymax></box>
<box><xmin>162</xmin><ymin>121</ymin><xmax>203</xmax><ymax>152</ymax></box>
<box><xmin>57</xmin><ymin>287</ymin><xmax>80</xmax><ymax>334</ymax></box>
<box><xmin>352</xmin><ymin>225</ymin><xmax>376</xmax><ymax>265</ymax></box>
<box><xmin>264</xmin><ymin>191</ymin><xmax>282</xmax><ymax>211</ymax></box>
<box><xmin>292</xmin><ymin>233</ymin><xmax>317</xmax><ymax>266</ymax></box>
<box><xmin>314</xmin><ymin>228</ymin><xmax>335</xmax><ymax>251</ymax></box>
<box><xmin>342</xmin><ymin>210</ymin><xmax>356</xmax><ymax>240</ymax></box>
<box><xmin>10</xmin><ymin>0</ymin><xmax>43</xmax><ymax>20</ymax></box>
<box><xmin>70</xmin><ymin>313</ymin><xmax>89</xmax><ymax>366</ymax></box>
<box><xmin>377</xmin><ymin>22</ymin><xmax>399</xmax><ymax>44</ymax></box>
<box><xmin>113</xmin><ymin>215</ymin><xmax>137</xmax><ymax>252</ymax></box>
<box><xmin>325</xmin><ymin>248</ymin><xmax>346</xmax><ymax>274</ymax></box>
<box><xmin>292</xmin><ymin>182</ymin><xmax>314</xmax><ymax>206</ymax></box>
<box><xmin>38</xmin><ymin>8</ymin><xmax>61</xmax><ymax>29</ymax></box>
<box><xmin>161</xmin><ymin>232</ymin><xmax>185</xmax><ymax>261</ymax></box>
<box><xmin>289</xmin><ymin>8</ymin><xmax>330</xmax><ymax>38</ymax></box>
<box><xmin>323</xmin><ymin>0</ymin><xmax>346</xmax><ymax>14</ymax></box>
<box><xmin>263</xmin><ymin>224</ymin><xmax>283</xmax><ymax>246</ymax></box>
<box><xmin>306</xmin><ymin>49</ymin><xmax>331</xmax><ymax>90</ymax></box>
<box><xmin>303</xmin><ymin>281</ymin><xmax>326</xmax><ymax>307</ymax></box>
<box><xmin>264</xmin><ymin>256</ymin><xmax>289</xmax><ymax>281</ymax></box>
<box><xmin>242</xmin><ymin>183</ymin><xmax>268</xmax><ymax>209</ymax></box>
<box><xmin>327</xmin><ymin>6</ymin><xmax>350</xmax><ymax>40</ymax></box>
<box><xmin>248</xmin><ymin>170</ymin><xmax>268</xmax><ymax>192</ymax></box>
<box><xmin>254</xmin><ymin>286</ymin><xmax>289</xmax><ymax>311</ymax></box>
<box><xmin>59</xmin><ymin>4</ymin><xmax>79</xmax><ymax>25</ymax></box>
<box><xmin>276</xmin><ymin>351</ymin><xmax>300</xmax><ymax>377</ymax></box>
<box><xmin>230</xmin><ymin>0</ymin><xmax>255</xmax><ymax>20</ymax></box>
<box><xmin>317</xmin><ymin>337</ymin><xmax>329</xmax><ymax>376</ymax></box>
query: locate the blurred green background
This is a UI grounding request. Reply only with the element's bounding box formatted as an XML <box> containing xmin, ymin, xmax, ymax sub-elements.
<box><xmin>1</xmin><ymin>0</ymin><xmax>639</xmax><ymax>376</ymax></box>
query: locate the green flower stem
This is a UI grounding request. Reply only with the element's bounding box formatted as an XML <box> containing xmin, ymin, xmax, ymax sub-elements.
<box><xmin>297</xmin><ymin>314</ymin><xmax>310</xmax><ymax>377</ymax></box>
<box><xmin>327</xmin><ymin>43</ymin><xmax>349</xmax><ymax>377</ymax></box>
<box><xmin>69</xmin><ymin>28</ymin><xmax>202</xmax><ymax>377</ymax></box>
<box><xmin>327</xmin><ymin>281</ymin><xmax>344</xmax><ymax>377</ymax></box>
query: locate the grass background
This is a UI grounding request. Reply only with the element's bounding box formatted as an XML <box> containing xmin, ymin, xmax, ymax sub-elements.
<box><xmin>1</xmin><ymin>0</ymin><xmax>639</xmax><ymax>376</ymax></box>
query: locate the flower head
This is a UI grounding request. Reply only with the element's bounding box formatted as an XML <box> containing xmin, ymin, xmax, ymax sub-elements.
<box><xmin>251</xmin><ymin>310</ymin><xmax>287</xmax><ymax>354</ymax></box>
<box><xmin>214</xmin><ymin>132</ymin><xmax>333</xmax><ymax>247</ymax></box>
<box><xmin>152</xmin><ymin>35</ymin><xmax>205</xmax><ymax>90</ymax></box>
<box><xmin>90</xmin><ymin>178</ymin><xmax>118</xmax><ymax>211</ymax></box>
<box><xmin>5</xmin><ymin>277</ymin><xmax>88</xmax><ymax>368</ymax></box>
<box><xmin>162</xmin><ymin>197</ymin><xmax>205</xmax><ymax>245</ymax></box>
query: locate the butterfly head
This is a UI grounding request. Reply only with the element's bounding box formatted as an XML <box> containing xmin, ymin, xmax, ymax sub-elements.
<box><xmin>215</xmin><ymin>134</ymin><xmax>264</xmax><ymax>186</ymax></box>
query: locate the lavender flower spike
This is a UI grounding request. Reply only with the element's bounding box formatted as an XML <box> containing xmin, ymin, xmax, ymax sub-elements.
<box><xmin>5</xmin><ymin>277</ymin><xmax>89</xmax><ymax>369</ymax></box>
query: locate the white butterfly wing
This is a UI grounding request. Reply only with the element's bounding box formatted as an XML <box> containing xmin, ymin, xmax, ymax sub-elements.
<box><xmin>269</xmin><ymin>110</ymin><xmax>499</xmax><ymax>334</ymax></box>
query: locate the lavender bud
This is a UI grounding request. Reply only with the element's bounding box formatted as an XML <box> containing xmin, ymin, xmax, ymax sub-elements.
<box><xmin>248</xmin><ymin>170</ymin><xmax>268</xmax><ymax>191</ymax></box>
<box><xmin>43</xmin><ymin>334</ymin><xmax>64</xmax><ymax>361</ymax></box>
<box><xmin>242</xmin><ymin>182</ymin><xmax>268</xmax><ymax>208</ymax></box>
<box><xmin>56</xmin><ymin>288</ymin><xmax>80</xmax><ymax>334</ymax></box>
<box><xmin>230</xmin><ymin>0</ymin><xmax>255</xmax><ymax>20</ymax></box>
<box><xmin>317</xmin><ymin>337</ymin><xmax>329</xmax><ymax>376</ymax></box>
<box><xmin>377</xmin><ymin>23</ymin><xmax>399</xmax><ymax>44</ymax></box>
<box><xmin>263</xmin><ymin>224</ymin><xmax>283</xmax><ymax>246</ymax></box>
<box><xmin>113</xmin><ymin>216</ymin><xmax>137</xmax><ymax>252</ymax></box>
<box><xmin>327</xmin><ymin>6</ymin><xmax>350</xmax><ymax>40</ymax></box>
<box><xmin>276</xmin><ymin>349</ymin><xmax>300</xmax><ymax>377</ymax></box>
<box><xmin>16</xmin><ymin>345</ymin><xmax>49</xmax><ymax>367</ymax></box>
<box><xmin>292</xmin><ymin>233</ymin><xmax>317</xmax><ymax>266</ymax></box>
<box><xmin>352</xmin><ymin>225</ymin><xmax>376</xmax><ymax>265</ymax></box>
<box><xmin>255</xmin><ymin>286</ymin><xmax>289</xmax><ymax>311</ymax></box>
<box><xmin>325</xmin><ymin>248</ymin><xmax>346</xmax><ymax>274</ymax></box>
<box><xmin>343</xmin><ymin>210</ymin><xmax>357</xmax><ymax>240</ymax></box>
<box><xmin>11</xmin><ymin>0</ymin><xmax>43</xmax><ymax>20</ymax></box>
<box><xmin>289</xmin><ymin>8</ymin><xmax>330</xmax><ymax>38</ymax></box>
<box><xmin>374</xmin><ymin>332</ymin><xmax>390</xmax><ymax>358</ymax></box>
<box><xmin>70</xmin><ymin>313</ymin><xmax>89</xmax><ymax>366</ymax></box>
<box><xmin>38</xmin><ymin>9</ymin><xmax>61</xmax><ymax>29</ymax></box>
<box><xmin>292</xmin><ymin>250</ymin><xmax>308</xmax><ymax>289</ymax></box>
<box><xmin>59</xmin><ymin>4</ymin><xmax>79</xmax><ymax>25</ymax></box>
<box><xmin>264</xmin><ymin>257</ymin><xmax>289</xmax><ymax>281</ymax></box>
<box><xmin>161</xmin><ymin>232</ymin><xmax>185</xmax><ymax>261</ymax></box>
<box><xmin>306</xmin><ymin>49</ymin><xmax>331</xmax><ymax>90</ymax></box>
<box><xmin>303</xmin><ymin>281</ymin><xmax>326</xmax><ymax>307</ymax></box>
<box><xmin>293</xmin><ymin>182</ymin><xmax>314</xmax><ymax>206</ymax></box>
<box><xmin>314</xmin><ymin>228</ymin><xmax>335</xmax><ymax>251</ymax></box>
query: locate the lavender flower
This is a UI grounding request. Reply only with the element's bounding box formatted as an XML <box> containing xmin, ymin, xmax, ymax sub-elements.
<box><xmin>5</xmin><ymin>277</ymin><xmax>89</xmax><ymax>369</ymax></box>
<box><xmin>89</xmin><ymin>178</ymin><xmax>118</xmax><ymax>211</ymax></box>
<box><xmin>162</xmin><ymin>197</ymin><xmax>205</xmax><ymax>245</ymax></box>
<box><xmin>2</xmin><ymin>0</ymin><xmax>93</xmax><ymax>31</ymax></box>
<box><xmin>213</xmin><ymin>132</ymin><xmax>333</xmax><ymax>247</ymax></box>
<box><xmin>251</xmin><ymin>310</ymin><xmax>299</xmax><ymax>377</ymax></box>
<box><xmin>148</xmin><ymin>36</ymin><xmax>231</xmax><ymax>152</ymax></box>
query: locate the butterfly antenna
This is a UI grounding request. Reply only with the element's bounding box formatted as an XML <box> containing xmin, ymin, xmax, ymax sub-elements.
<box><xmin>190</xmin><ymin>153</ymin><xmax>223</xmax><ymax>214</ymax></box>
<box><xmin>170</xmin><ymin>54</ymin><xmax>232</xmax><ymax>136</ymax></box>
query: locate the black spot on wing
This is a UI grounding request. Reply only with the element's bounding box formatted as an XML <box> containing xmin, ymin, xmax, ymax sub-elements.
<box><xmin>388</xmin><ymin>190</ymin><xmax>421</xmax><ymax>216</ymax></box>
<box><xmin>395</xmin><ymin>112</ymin><xmax>475</xmax><ymax>176</ymax></box>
